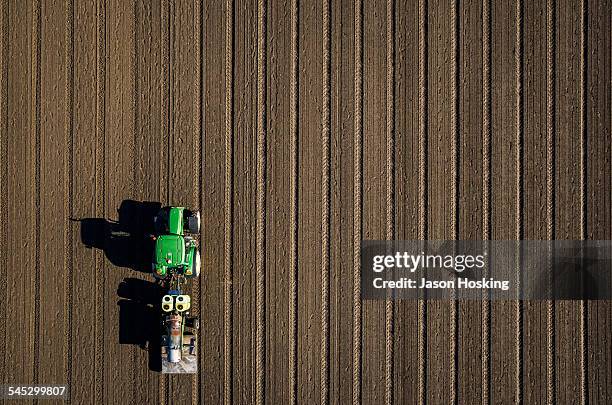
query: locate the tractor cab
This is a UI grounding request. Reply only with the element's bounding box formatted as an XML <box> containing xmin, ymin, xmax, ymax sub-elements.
<box><xmin>154</xmin><ymin>206</ymin><xmax>186</xmax><ymax>235</ymax></box>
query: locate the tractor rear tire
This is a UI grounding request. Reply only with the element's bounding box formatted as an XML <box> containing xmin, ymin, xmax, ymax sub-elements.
<box><xmin>187</xmin><ymin>211</ymin><xmax>200</xmax><ymax>234</ymax></box>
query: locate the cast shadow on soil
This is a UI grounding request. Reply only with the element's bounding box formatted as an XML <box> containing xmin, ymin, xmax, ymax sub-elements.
<box><xmin>75</xmin><ymin>199</ymin><xmax>162</xmax><ymax>273</ymax></box>
<box><xmin>73</xmin><ymin>199</ymin><xmax>164</xmax><ymax>372</ymax></box>
<box><xmin>117</xmin><ymin>277</ymin><xmax>163</xmax><ymax>372</ymax></box>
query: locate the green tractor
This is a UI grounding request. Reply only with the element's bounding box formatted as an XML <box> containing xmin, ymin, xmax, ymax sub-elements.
<box><xmin>151</xmin><ymin>206</ymin><xmax>201</xmax><ymax>373</ymax></box>
<box><xmin>152</xmin><ymin>207</ymin><xmax>201</xmax><ymax>279</ymax></box>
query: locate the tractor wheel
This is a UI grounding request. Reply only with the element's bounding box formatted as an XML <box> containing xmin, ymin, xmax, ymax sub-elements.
<box><xmin>189</xmin><ymin>337</ymin><xmax>197</xmax><ymax>355</ymax></box>
<box><xmin>187</xmin><ymin>211</ymin><xmax>200</xmax><ymax>234</ymax></box>
<box><xmin>186</xmin><ymin>317</ymin><xmax>200</xmax><ymax>330</ymax></box>
<box><xmin>191</xmin><ymin>250</ymin><xmax>201</xmax><ymax>277</ymax></box>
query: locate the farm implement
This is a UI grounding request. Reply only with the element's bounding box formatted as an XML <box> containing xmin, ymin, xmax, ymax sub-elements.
<box><xmin>151</xmin><ymin>206</ymin><xmax>201</xmax><ymax>374</ymax></box>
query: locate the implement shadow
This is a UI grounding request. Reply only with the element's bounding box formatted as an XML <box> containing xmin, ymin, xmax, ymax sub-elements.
<box><xmin>117</xmin><ymin>277</ymin><xmax>163</xmax><ymax>372</ymax></box>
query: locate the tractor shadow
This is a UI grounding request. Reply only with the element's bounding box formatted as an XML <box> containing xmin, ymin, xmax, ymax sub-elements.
<box><xmin>75</xmin><ymin>199</ymin><xmax>162</xmax><ymax>273</ymax></box>
<box><xmin>74</xmin><ymin>199</ymin><xmax>165</xmax><ymax>372</ymax></box>
<box><xmin>117</xmin><ymin>277</ymin><xmax>163</xmax><ymax>372</ymax></box>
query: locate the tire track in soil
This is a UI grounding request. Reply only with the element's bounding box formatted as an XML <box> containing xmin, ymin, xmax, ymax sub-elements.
<box><xmin>199</xmin><ymin>0</ymin><xmax>227</xmax><ymax>403</ymax></box>
<box><xmin>70</xmin><ymin>1</ymin><xmax>100</xmax><ymax>403</ymax></box>
<box><xmin>4</xmin><ymin>0</ymin><xmax>39</xmax><ymax>397</ymax></box>
<box><xmin>166</xmin><ymin>0</ymin><xmax>199</xmax><ymax>402</ymax></box>
<box><xmin>38</xmin><ymin>0</ymin><xmax>70</xmax><ymax>393</ymax></box>
<box><xmin>0</xmin><ymin>0</ymin><xmax>8</xmax><ymax>389</ymax></box>
<box><xmin>103</xmin><ymin>0</ymin><xmax>136</xmax><ymax>403</ymax></box>
<box><xmin>94</xmin><ymin>0</ymin><xmax>106</xmax><ymax>403</ymax></box>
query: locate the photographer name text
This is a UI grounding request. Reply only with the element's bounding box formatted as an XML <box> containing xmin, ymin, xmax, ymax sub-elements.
<box><xmin>372</xmin><ymin>277</ymin><xmax>510</xmax><ymax>291</ymax></box>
